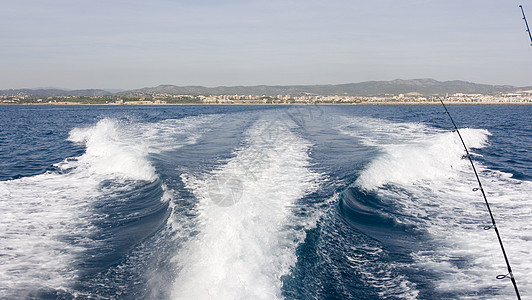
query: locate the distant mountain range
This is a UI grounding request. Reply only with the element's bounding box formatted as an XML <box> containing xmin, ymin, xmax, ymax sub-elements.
<box><xmin>2</xmin><ymin>79</ymin><xmax>530</xmax><ymax>97</ymax></box>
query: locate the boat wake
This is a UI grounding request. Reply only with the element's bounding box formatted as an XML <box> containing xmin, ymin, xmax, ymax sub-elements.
<box><xmin>171</xmin><ymin>115</ymin><xmax>323</xmax><ymax>300</ymax></box>
<box><xmin>339</xmin><ymin>116</ymin><xmax>532</xmax><ymax>299</ymax></box>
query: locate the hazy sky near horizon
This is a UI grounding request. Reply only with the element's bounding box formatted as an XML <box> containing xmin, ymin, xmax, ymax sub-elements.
<box><xmin>1</xmin><ymin>0</ymin><xmax>532</xmax><ymax>89</ymax></box>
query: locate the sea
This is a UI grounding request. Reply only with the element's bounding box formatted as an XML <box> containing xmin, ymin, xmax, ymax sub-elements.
<box><xmin>0</xmin><ymin>104</ymin><xmax>530</xmax><ymax>300</ymax></box>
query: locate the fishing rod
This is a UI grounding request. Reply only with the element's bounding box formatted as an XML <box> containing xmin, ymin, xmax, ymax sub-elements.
<box><xmin>439</xmin><ymin>99</ymin><xmax>521</xmax><ymax>300</ymax></box>
<box><xmin>520</xmin><ymin>5</ymin><xmax>532</xmax><ymax>46</ymax></box>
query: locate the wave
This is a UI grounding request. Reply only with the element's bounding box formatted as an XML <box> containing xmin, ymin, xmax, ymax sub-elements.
<box><xmin>338</xmin><ymin>187</ymin><xmax>418</xmax><ymax>243</ymax></box>
<box><xmin>339</xmin><ymin>116</ymin><xmax>532</xmax><ymax>299</ymax></box>
<box><xmin>0</xmin><ymin>115</ymin><xmax>213</xmax><ymax>298</ymax></box>
<box><xmin>337</xmin><ymin>116</ymin><xmax>490</xmax><ymax>191</ymax></box>
<box><xmin>68</xmin><ymin>118</ymin><xmax>157</xmax><ymax>181</ymax></box>
<box><xmin>66</xmin><ymin>115</ymin><xmax>215</xmax><ymax>181</ymax></box>
<box><xmin>356</xmin><ymin>128</ymin><xmax>489</xmax><ymax>191</ymax></box>
<box><xmin>171</xmin><ymin>116</ymin><xmax>323</xmax><ymax>300</ymax></box>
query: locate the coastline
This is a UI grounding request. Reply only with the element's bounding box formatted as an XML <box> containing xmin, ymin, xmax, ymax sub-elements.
<box><xmin>1</xmin><ymin>101</ymin><xmax>530</xmax><ymax>106</ymax></box>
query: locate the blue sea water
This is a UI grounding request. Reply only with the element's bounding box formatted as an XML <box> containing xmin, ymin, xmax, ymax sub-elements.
<box><xmin>0</xmin><ymin>104</ymin><xmax>530</xmax><ymax>299</ymax></box>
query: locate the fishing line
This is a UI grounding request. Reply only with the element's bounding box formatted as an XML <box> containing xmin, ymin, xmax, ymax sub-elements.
<box><xmin>519</xmin><ymin>5</ymin><xmax>532</xmax><ymax>46</ymax></box>
<box><xmin>519</xmin><ymin>4</ymin><xmax>532</xmax><ymax>76</ymax></box>
<box><xmin>439</xmin><ymin>99</ymin><xmax>521</xmax><ymax>300</ymax></box>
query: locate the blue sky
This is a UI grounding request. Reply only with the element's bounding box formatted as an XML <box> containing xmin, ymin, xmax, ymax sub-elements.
<box><xmin>1</xmin><ymin>0</ymin><xmax>531</xmax><ymax>89</ymax></box>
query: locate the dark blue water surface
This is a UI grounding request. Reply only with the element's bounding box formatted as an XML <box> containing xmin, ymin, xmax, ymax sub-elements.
<box><xmin>0</xmin><ymin>104</ymin><xmax>530</xmax><ymax>299</ymax></box>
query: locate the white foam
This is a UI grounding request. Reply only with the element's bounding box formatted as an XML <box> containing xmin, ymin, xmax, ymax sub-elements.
<box><xmin>341</xmin><ymin>116</ymin><xmax>532</xmax><ymax>298</ymax></box>
<box><xmin>171</xmin><ymin>117</ymin><xmax>322</xmax><ymax>300</ymax></box>
<box><xmin>355</xmin><ymin>127</ymin><xmax>490</xmax><ymax>191</ymax></box>
<box><xmin>393</xmin><ymin>171</ymin><xmax>532</xmax><ymax>299</ymax></box>
<box><xmin>0</xmin><ymin>171</ymin><xmax>98</xmax><ymax>297</ymax></box>
<box><xmin>346</xmin><ymin>244</ymin><xmax>419</xmax><ymax>299</ymax></box>
<box><xmin>67</xmin><ymin>115</ymin><xmax>215</xmax><ymax>181</ymax></box>
<box><xmin>0</xmin><ymin>115</ymin><xmax>212</xmax><ymax>297</ymax></box>
<box><xmin>68</xmin><ymin>119</ymin><xmax>156</xmax><ymax>181</ymax></box>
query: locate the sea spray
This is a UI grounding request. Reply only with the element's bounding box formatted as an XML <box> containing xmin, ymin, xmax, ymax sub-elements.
<box><xmin>68</xmin><ymin>119</ymin><xmax>156</xmax><ymax>181</ymax></box>
<box><xmin>355</xmin><ymin>128</ymin><xmax>490</xmax><ymax>191</ymax></box>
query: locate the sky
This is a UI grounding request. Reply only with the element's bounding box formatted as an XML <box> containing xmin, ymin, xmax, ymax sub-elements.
<box><xmin>1</xmin><ymin>0</ymin><xmax>532</xmax><ymax>90</ymax></box>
